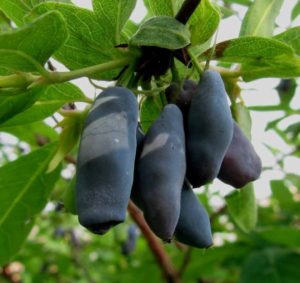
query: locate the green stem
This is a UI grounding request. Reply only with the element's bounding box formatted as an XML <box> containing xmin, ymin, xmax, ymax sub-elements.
<box><xmin>187</xmin><ymin>48</ymin><xmax>203</xmax><ymax>76</ymax></box>
<box><xmin>29</xmin><ymin>57</ymin><xmax>132</xmax><ymax>88</ymax></box>
<box><xmin>204</xmin><ymin>28</ymin><xmax>219</xmax><ymax>71</ymax></box>
<box><xmin>133</xmin><ymin>85</ymin><xmax>168</xmax><ymax>96</ymax></box>
<box><xmin>0</xmin><ymin>73</ymin><xmax>38</xmax><ymax>88</ymax></box>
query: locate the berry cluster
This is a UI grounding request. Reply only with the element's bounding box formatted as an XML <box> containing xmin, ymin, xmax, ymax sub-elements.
<box><xmin>75</xmin><ymin>70</ymin><xmax>261</xmax><ymax>249</ymax></box>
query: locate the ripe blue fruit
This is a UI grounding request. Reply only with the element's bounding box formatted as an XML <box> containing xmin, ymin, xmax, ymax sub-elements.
<box><xmin>187</xmin><ymin>70</ymin><xmax>233</xmax><ymax>187</ymax></box>
<box><xmin>175</xmin><ymin>182</ymin><xmax>213</xmax><ymax>248</ymax></box>
<box><xmin>165</xmin><ymin>79</ymin><xmax>197</xmax><ymax>117</ymax></box>
<box><xmin>133</xmin><ymin>104</ymin><xmax>186</xmax><ymax>241</ymax></box>
<box><xmin>76</xmin><ymin>87</ymin><xmax>138</xmax><ymax>235</ymax></box>
<box><xmin>218</xmin><ymin>122</ymin><xmax>262</xmax><ymax>188</ymax></box>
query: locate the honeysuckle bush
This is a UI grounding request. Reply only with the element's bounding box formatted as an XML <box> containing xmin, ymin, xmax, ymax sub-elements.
<box><xmin>0</xmin><ymin>0</ymin><xmax>300</xmax><ymax>282</ymax></box>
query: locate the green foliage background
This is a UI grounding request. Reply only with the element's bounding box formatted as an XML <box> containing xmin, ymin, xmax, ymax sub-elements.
<box><xmin>0</xmin><ymin>0</ymin><xmax>300</xmax><ymax>282</ymax></box>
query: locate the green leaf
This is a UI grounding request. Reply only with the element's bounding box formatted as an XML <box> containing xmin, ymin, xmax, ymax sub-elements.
<box><xmin>0</xmin><ymin>87</ymin><xmax>44</xmax><ymax>125</ymax></box>
<box><xmin>0</xmin><ymin>11</ymin><xmax>68</xmax><ymax>69</ymax></box>
<box><xmin>0</xmin><ymin>83</ymin><xmax>89</xmax><ymax>129</ymax></box>
<box><xmin>0</xmin><ymin>0</ymin><xmax>71</xmax><ymax>26</ymax></box>
<box><xmin>225</xmin><ymin>184</ymin><xmax>257</xmax><ymax>233</ymax></box>
<box><xmin>38</xmin><ymin>83</ymin><xmax>89</xmax><ymax>103</ymax></box>
<box><xmin>140</xmin><ymin>95</ymin><xmax>163</xmax><ymax>132</ymax></box>
<box><xmin>130</xmin><ymin>16</ymin><xmax>190</xmax><ymax>49</ymax></box>
<box><xmin>0</xmin><ymin>101</ymin><xmax>63</xmax><ymax>128</ymax></box>
<box><xmin>0</xmin><ymin>143</ymin><xmax>60</xmax><ymax>265</ymax></box>
<box><xmin>271</xmin><ymin>179</ymin><xmax>300</xmax><ymax>214</ymax></box>
<box><xmin>0</xmin><ymin>10</ymin><xmax>12</xmax><ymax>32</ymax></box>
<box><xmin>28</xmin><ymin>3</ymin><xmax>126</xmax><ymax>80</ymax></box>
<box><xmin>122</xmin><ymin>20</ymin><xmax>139</xmax><ymax>40</ymax></box>
<box><xmin>223</xmin><ymin>0</ymin><xmax>252</xmax><ymax>5</ymax></box>
<box><xmin>93</xmin><ymin>0</ymin><xmax>137</xmax><ymax>45</ymax></box>
<box><xmin>143</xmin><ymin>0</ymin><xmax>182</xmax><ymax>16</ymax></box>
<box><xmin>185</xmin><ymin>243</ymin><xmax>252</xmax><ymax>281</ymax></box>
<box><xmin>240</xmin><ymin>0</ymin><xmax>283</xmax><ymax>37</ymax></box>
<box><xmin>240</xmin><ymin>249</ymin><xmax>300</xmax><ymax>283</ymax></box>
<box><xmin>48</xmin><ymin>113</ymin><xmax>84</xmax><ymax>172</ymax></box>
<box><xmin>63</xmin><ymin>177</ymin><xmax>77</xmax><ymax>215</ymax></box>
<box><xmin>274</xmin><ymin>27</ymin><xmax>300</xmax><ymax>56</ymax></box>
<box><xmin>188</xmin><ymin>0</ymin><xmax>220</xmax><ymax>46</ymax></box>
<box><xmin>212</xmin><ymin>36</ymin><xmax>294</xmax><ymax>62</ymax></box>
<box><xmin>233</xmin><ymin>103</ymin><xmax>252</xmax><ymax>139</ymax></box>
<box><xmin>241</xmin><ymin>54</ymin><xmax>300</xmax><ymax>81</ymax></box>
<box><xmin>1</xmin><ymin>121</ymin><xmax>58</xmax><ymax>147</ymax></box>
<box><xmin>257</xmin><ymin>227</ymin><xmax>300</xmax><ymax>247</ymax></box>
<box><xmin>292</xmin><ymin>1</ymin><xmax>300</xmax><ymax>21</ymax></box>
<box><xmin>218</xmin><ymin>5</ymin><xmax>236</xmax><ymax>19</ymax></box>
<box><xmin>265</xmin><ymin>115</ymin><xmax>287</xmax><ymax>131</ymax></box>
<box><xmin>286</xmin><ymin>173</ymin><xmax>300</xmax><ymax>188</ymax></box>
<box><xmin>0</xmin><ymin>50</ymin><xmax>45</xmax><ymax>73</ymax></box>
<box><xmin>281</xmin><ymin>121</ymin><xmax>300</xmax><ymax>142</ymax></box>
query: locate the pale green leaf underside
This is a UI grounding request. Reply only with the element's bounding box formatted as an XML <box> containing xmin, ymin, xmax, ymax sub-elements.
<box><xmin>0</xmin><ymin>143</ymin><xmax>60</xmax><ymax>265</ymax></box>
<box><xmin>37</xmin><ymin>83</ymin><xmax>88</xmax><ymax>102</ymax></box>
<box><xmin>143</xmin><ymin>0</ymin><xmax>183</xmax><ymax>16</ymax></box>
<box><xmin>0</xmin><ymin>87</ymin><xmax>43</xmax><ymax>125</ymax></box>
<box><xmin>0</xmin><ymin>0</ymin><xmax>71</xmax><ymax>26</ymax></box>
<box><xmin>274</xmin><ymin>27</ymin><xmax>300</xmax><ymax>56</ymax></box>
<box><xmin>189</xmin><ymin>0</ymin><xmax>220</xmax><ymax>46</ymax></box>
<box><xmin>0</xmin><ymin>11</ymin><xmax>68</xmax><ymax>66</ymax></box>
<box><xmin>93</xmin><ymin>0</ymin><xmax>137</xmax><ymax>45</ymax></box>
<box><xmin>214</xmin><ymin>36</ymin><xmax>294</xmax><ymax>62</ymax></box>
<box><xmin>29</xmin><ymin>3</ymin><xmax>126</xmax><ymax>80</ymax></box>
<box><xmin>291</xmin><ymin>1</ymin><xmax>300</xmax><ymax>21</ymax></box>
<box><xmin>122</xmin><ymin>20</ymin><xmax>139</xmax><ymax>40</ymax></box>
<box><xmin>0</xmin><ymin>50</ymin><xmax>45</xmax><ymax>73</ymax></box>
<box><xmin>241</xmin><ymin>55</ymin><xmax>300</xmax><ymax>81</ymax></box>
<box><xmin>130</xmin><ymin>16</ymin><xmax>190</xmax><ymax>49</ymax></box>
<box><xmin>240</xmin><ymin>0</ymin><xmax>283</xmax><ymax>37</ymax></box>
<box><xmin>0</xmin><ymin>83</ymin><xmax>88</xmax><ymax>128</ymax></box>
<box><xmin>0</xmin><ymin>101</ymin><xmax>63</xmax><ymax>128</ymax></box>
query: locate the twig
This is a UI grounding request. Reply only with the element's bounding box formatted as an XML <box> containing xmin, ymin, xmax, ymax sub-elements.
<box><xmin>178</xmin><ymin>247</ymin><xmax>193</xmax><ymax>277</ymax></box>
<box><xmin>127</xmin><ymin>201</ymin><xmax>180</xmax><ymax>283</ymax></box>
<box><xmin>175</xmin><ymin>0</ymin><xmax>202</xmax><ymax>24</ymax></box>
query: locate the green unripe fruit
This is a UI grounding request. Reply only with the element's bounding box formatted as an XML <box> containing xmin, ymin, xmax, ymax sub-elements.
<box><xmin>175</xmin><ymin>182</ymin><xmax>213</xmax><ymax>248</ymax></box>
<box><xmin>76</xmin><ymin>87</ymin><xmax>138</xmax><ymax>235</ymax></box>
<box><xmin>218</xmin><ymin>122</ymin><xmax>262</xmax><ymax>188</ymax></box>
<box><xmin>133</xmin><ymin>104</ymin><xmax>186</xmax><ymax>241</ymax></box>
<box><xmin>187</xmin><ymin>70</ymin><xmax>233</xmax><ymax>187</ymax></box>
